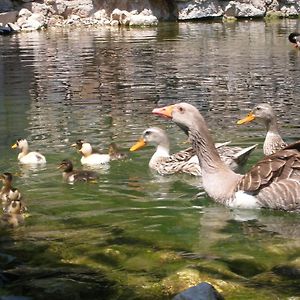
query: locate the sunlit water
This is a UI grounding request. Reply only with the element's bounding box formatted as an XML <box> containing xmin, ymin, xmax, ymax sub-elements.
<box><xmin>0</xmin><ymin>19</ymin><xmax>299</xmax><ymax>299</ymax></box>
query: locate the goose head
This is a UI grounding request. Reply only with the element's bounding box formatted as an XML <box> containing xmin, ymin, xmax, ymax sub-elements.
<box><xmin>152</xmin><ymin>103</ymin><xmax>204</xmax><ymax>136</ymax></box>
<box><xmin>237</xmin><ymin>103</ymin><xmax>276</xmax><ymax>127</ymax></box>
<box><xmin>130</xmin><ymin>127</ymin><xmax>170</xmax><ymax>152</ymax></box>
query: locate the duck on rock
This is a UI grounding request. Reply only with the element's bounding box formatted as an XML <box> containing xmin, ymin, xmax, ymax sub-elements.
<box><xmin>153</xmin><ymin>103</ymin><xmax>300</xmax><ymax>212</ymax></box>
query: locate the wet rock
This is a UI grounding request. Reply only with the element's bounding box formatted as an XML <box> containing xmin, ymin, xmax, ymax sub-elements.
<box><xmin>0</xmin><ymin>11</ymin><xmax>18</xmax><ymax>25</ymax></box>
<box><xmin>0</xmin><ymin>0</ymin><xmax>14</xmax><ymax>13</ymax></box>
<box><xmin>272</xmin><ymin>257</ymin><xmax>300</xmax><ymax>279</ymax></box>
<box><xmin>220</xmin><ymin>254</ymin><xmax>267</xmax><ymax>277</ymax></box>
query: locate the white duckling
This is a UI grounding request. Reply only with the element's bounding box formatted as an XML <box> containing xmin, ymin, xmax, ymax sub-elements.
<box><xmin>12</xmin><ymin>139</ymin><xmax>46</xmax><ymax>164</ymax></box>
<box><xmin>71</xmin><ymin>140</ymin><xmax>110</xmax><ymax>166</ymax></box>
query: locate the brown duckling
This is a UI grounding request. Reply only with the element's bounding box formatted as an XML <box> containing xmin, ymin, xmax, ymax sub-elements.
<box><xmin>0</xmin><ymin>173</ymin><xmax>23</xmax><ymax>209</ymax></box>
<box><xmin>58</xmin><ymin>159</ymin><xmax>99</xmax><ymax>183</ymax></box>
<box><xmin>108</xmin><ymin>142</ymin><xmax>127</xmax><ymax>161</ymax></box>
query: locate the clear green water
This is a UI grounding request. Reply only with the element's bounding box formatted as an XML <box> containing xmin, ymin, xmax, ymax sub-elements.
<box><xmin>0</xmin><ymin>19</ymin><xmax>299</xmax><ymax>299</ymax></box>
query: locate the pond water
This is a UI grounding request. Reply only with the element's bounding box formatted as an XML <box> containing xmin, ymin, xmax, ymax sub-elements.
<box><xmin>0</xmin><ymin>19</ymin><xmax>300</xmax><ymax>299</ymax></box>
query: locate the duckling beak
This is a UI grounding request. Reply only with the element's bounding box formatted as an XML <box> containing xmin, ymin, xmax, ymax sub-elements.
<box><xmin>152</xmin><ymin>105</ymin><xmax>174</xmax><ymax>119</ymax></box>
<box><xmin>237</xmin><ymin>112</ymin><xmax>256</xmax><ymax>125</ymax></box>
<box><xmin>11</xmin><ymin>143</ymin><xmax>17</xmax><ymax>149</ymax></box>
<box><xmin>130</xmin><ymin>138</ymin><xmax>146</xmax><ymax>152</ymax></box>
<box><xmin>71</xmin><ymin>143</ymin><xmax>77</xmax><ymax>147</ymax></box>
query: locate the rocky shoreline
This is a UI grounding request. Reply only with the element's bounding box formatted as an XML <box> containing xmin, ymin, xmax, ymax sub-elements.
<box><xmin>0</xmin><ymin>0</ymin><xmax>300</xmax><ymax>33</ymax></box>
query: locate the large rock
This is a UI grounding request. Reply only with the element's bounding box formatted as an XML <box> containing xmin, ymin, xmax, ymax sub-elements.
<box><xmin>0</xmin><ymin>11</ymin><xmax>18</xmax><ymax>25</ymax></box>
<box><xmin>224</xmin><ymin>1</ymin><xmax>266</xmax><ymax>18</ymax></box>
<box><xmin>0</xmin><ymin>0</ymin><xmax>13</xmax><ymax>12</ymax></box>
<box><xmin>177</xmin><ymin>0</ymin><xmax>224</xmax><ymax>20</ymax></box>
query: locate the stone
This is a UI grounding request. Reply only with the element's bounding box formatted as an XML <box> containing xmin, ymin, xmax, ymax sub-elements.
<box><xmin>0</xmin><ymin>11</ymin><xmax>18</xmax><ymax>25</ymax></box>
<box><xmin>224</xmin><ymin>1</ymin><xmax>266</xmax><ymax>18</ymax></box>
<box><xmin>177</xmin><ymin>0</ymin><xmax>224</xmax><ymax>20</ymax></box>
<box><xmin>0</xmin><ymin>0</ymin><xmax>13</xmax><ymax>12</ymax></box>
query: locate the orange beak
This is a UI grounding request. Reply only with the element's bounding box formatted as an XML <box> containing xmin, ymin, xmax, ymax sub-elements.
<box><xmin>11</xmin><ymin>143</ymin><xmax>17</xmax><ymax>149</ymax></box>
<box><xmin>130</xmin><ymin>138</ymin><xmax>146</xmax><ymax>152</ymax></box>
<box><xmin>237</xmin><ymin>112</ymin><xmax>256</xmax><ymax>125</ymax></box>
<box><xmin>152</xmin><ymin>105</ymin><xmax>174</xmax><ymax>119</ymax></box>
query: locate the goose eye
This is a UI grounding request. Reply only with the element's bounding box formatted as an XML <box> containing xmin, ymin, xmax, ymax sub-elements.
<box><xmin>144</xmin><ymin>131</ymin><xmax>151</xmax><ymax>136</ymax></box>
<box><xmin>178</xmin><ymin>106</ymin><xmax>184</xmax><ymax>113</ymax></box>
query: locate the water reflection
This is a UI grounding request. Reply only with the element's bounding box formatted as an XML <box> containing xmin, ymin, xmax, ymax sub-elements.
<box><xmin>0</xmin><ymin>19</ymin><xmax>300</xmax><ymax>298</ymax></box>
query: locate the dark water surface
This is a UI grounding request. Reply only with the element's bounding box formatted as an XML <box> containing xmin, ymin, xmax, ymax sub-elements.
<box><xmin>0</xmin><ymin>19</ymin><xmax>299</xmax><ymax>299</ymax></box>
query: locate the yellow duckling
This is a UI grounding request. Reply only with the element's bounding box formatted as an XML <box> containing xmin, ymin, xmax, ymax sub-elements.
<box><xmin>12</xmin><ymin>139</ymin><xmax>46</xmax><ymax>164</ymax></box>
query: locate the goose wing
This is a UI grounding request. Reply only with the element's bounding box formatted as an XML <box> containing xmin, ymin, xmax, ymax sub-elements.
<box><xmin>237</xmin><ymin>142</ymin><xmax>300</xmax><ymax>211</ymax></box>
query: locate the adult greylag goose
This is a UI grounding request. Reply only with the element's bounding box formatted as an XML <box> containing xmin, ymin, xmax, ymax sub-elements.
<box><xmin>152</xmin><ymin>103</ymin><xmax>300</xmax><ymax>211</ymax></box>
<box><xmin>58</xmin><ymin>159</ymin><xmax>99</xmax><ymax>183</ymax></box>
<box><xmin>237</xmin><ymin>103</ymin><xmax>288</xmax><ymax>155</ymax></box>
<box><xmin>288</xmin><ymin>32</ymin><xmax>300</xmax><ymax>48</ymax></box>
<box><xmin>130</xmin><ymin>127</ymin><xmax>257</xmax><ymax>176</ymax></box>
<box><xmin>0</xmin><ymin>173</ymin><xmax>23</xmax><ymax>210</ymax></box>
<box><xmin>12</xmin><ymin>139</ymin><xmax>46</xmax><ymax>164</ymax></box>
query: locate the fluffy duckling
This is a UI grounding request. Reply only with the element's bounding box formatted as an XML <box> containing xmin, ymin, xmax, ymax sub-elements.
<box><xmin>12</xmin><ymin>139</ymin><xmax>46</xmax><ymax>164</ymax></box>
<box><xmin>288</xmin><ymin>32</ymin><xmax>300</xmax><ymax>48</ymax></box>
<box><xmin>108</xmin><ymin>142</ymin><xmax>127</xmax><ymax>161</ymax></box>
<box><xmin>0</xmin><ymin>173</ymin><xmax>23</xmax><ymax>209</ymax></box>
<box><xmin>72</xmin><ymin>140</ymin><xmax>110</xmax><ymax>165</ymax></box>
<box><xmin>1</xmin><ymin>197</ymin><xmax>26</xmax><ymax>227</ymax></box>
<box><xmin>58</xmin><ymin>159</ymin><xmax>99</xmax><ymax>183</ymax></box>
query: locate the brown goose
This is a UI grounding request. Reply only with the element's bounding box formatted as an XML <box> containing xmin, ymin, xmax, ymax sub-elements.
<box><xmin>130</xmin><ymin>127</ymin><xmax>257</xmax><ymax>176</ymax></box>
<box><xmin>153</xmin><ymin>103</ymin><xmax>300</xmax><ymax>211</ymax></box>
<box><xmin>237</xmin><ymin>103</ymin><xmax>288</xmax><ymax>155</ymax></box>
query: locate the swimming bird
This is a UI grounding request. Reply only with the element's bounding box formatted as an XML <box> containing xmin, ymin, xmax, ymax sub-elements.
<box><xmin>130</xmin><ymin>127</ymin><xmax>257</xmax><ymax>176</ymax></box>
<box><xmin>58</xmin><ymin>159</ymin><xmax>99</xmax><ymax>183</ymax></box>
<box><xmin>0</xmin><ymin>172</ymin><xmax>23</xmax><ymax>210</ymax></box>
<box><xmin>237</xmin><ymin>103</ymin><xmax>288</xmax><ymax>155</ymax></box>
<box><xmin>71</xmin><ymin>140</ymin><xmax>110</xmax><ymax>165</ymax></box>
<box><xmin>153</xmin><ymin>103</ymin><xmax>300</xmax><ymax>211</ymax></box>
<box><xmin>108</xmin><ymin>142</ymin><xmax>127</xmax><ymax>161</ymax></box>
<box><xmin>288</xmin><ymin>32</ymin><xmax>300</xmax><ymax>48</ymax></box>
<box><xmin>12</xmin><ymin>139</ymin><xmax>46</xmax><ymax>164</ymax></box>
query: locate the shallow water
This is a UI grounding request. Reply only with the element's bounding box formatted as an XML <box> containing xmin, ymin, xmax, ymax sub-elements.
<box><xmin>0</xmin><ymin>19</ymin><xmax>299</xmax><ymax>299</ymax></box>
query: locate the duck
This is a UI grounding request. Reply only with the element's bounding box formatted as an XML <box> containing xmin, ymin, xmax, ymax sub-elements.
<box><xmin>288</xmin><ymin>32</ymin><xmax>300</xmax><ymax>48</ymax></box>
<box><xmin>0</xmin><ymin>172</ymin><xmax>23</xmax><ymax>209</ymax></box>
<box><xmin>58</xmin><ymin>159</ymin><xmax>99</xmax><ymax>183</ymax></box>
<box><xmin>237</xmin><ymin>103</ymin><xmax>288</xmax><ymax>155</ymax></box>
<box><xmin>152</xmin><ymin>103</ymin><xmax>300</xmax><ymax>211</ymax></box>
<box><xmin>12</xmin><ymin>139</ymin><xmax>46</xmax><ymax>164</ymax></box>
<box><xmin>71</xmin><ymin>140</ymin><xmax>110</xmax><ymax>165</ymax></box>
<box><xmin>130</xmin><ymin>127</ymin><xmax>257</xmax><ymax>176</ymax></box>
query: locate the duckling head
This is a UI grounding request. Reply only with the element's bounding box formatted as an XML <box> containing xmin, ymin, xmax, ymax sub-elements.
<box><xmin>71</xmin><ymin>140</ymin><xmax>92</xmax><ymax>156</ymax></box>
<box><xmin>0</xmin><ymin>172</ymin><xmax>13</xmax><ymax>184</ymax></box>
<box><xmin>58</xmin><ymin>159</ymin><xmax>74</xmax><ymax>172</ymax></box>
<box><xmin>11</xmin><ymin>139</ymin><xmax>28</xmax><ymax>150</ymax></box>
